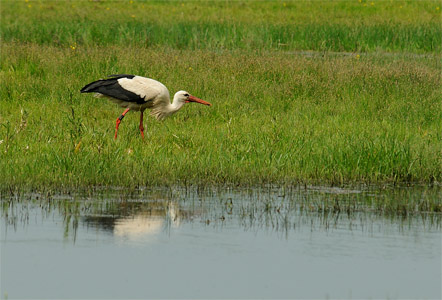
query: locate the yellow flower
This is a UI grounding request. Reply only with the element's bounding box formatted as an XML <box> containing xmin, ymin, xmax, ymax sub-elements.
<box><xmin>188</xmin><ymin>67</ymin><xmax>193</xmax><ymax>71</ymax></box>
<box><xmin>129</xmin><ymin>0</ymin><xmax>133</xmax><ymax>3</ymax></box>
<box><xmin>25</xmin><ymin>0</ymin><xmax>29</xmax><ymax>2</ymax></box>
<box><xmin>370</xmin><ymin>2</ymin><xmax>374</xmax><ymax>5</ymax></box>
<box><xmin>283</xmin><ymin>2</ymin><xmax>287</xmax><ymax>7</ymax></box>
<box><xmin>437</xmin><ymin>7</ymin><xmax>440</xmax><ymax>10</ymax></box>
<box><xmin>131</xmin><ymin>14</ymin><xmax>136</xmax><ymax>18</ymax></box>
<box><xmin>27</xmin><ymin>4</ymin><xmax>32</xmax><ymax>8</ymax></box>
<box><xmin>356</xmin><ymin>54</ymin><xmax>360</xmax><ymax>59</ymax></box>
<box><xmin>106</xmin><ymin>7</ymin><xmax>110</xmax><ymax>10</ymax></box>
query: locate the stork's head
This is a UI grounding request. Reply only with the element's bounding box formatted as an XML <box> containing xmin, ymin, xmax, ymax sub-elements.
<box><xmin>174</xmin><ymin>91</ymin><xmax>212</xmax><ymax>106</ymax></box>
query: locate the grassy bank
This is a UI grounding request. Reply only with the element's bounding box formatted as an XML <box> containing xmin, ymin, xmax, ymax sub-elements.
<box><xmin>1</xmin><ymin>44</ymin><xmax>440</xmax><ymax>189</ymax></box>
<box><xmin>1</xmin><ymin>1</ymin><xmax>441</xmax><ymax>191</ymax></box>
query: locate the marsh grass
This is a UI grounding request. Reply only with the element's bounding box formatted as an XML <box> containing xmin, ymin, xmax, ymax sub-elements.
<box><xmin>1</xmin><ymin>1</ymin><xmax>441</xmax><ymax>191</ymax></box>
<box><xmin>1</xmin><ymin>43</ymin><xmax>441</xmax><ymax>190</ymax></box>
<box><xmin>1</xmin><ymin>0</ymin><xmax>441</xmax><ymax>52</ymax></box>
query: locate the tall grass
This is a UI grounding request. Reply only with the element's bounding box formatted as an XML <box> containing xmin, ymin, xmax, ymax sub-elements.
<box><xmin>1</xmin><ymin>43</ymin><xmax>440</xmax><ymax>190</ymax></box>
<box><xmin>0</xmin><ymin>1</ymin><xmax>441</xmax><ymax>191</ymax></box>
<box><xmin>1</xmin><ymin>0</ymin><xmax>441</xmax><ymax>52</ymax></box>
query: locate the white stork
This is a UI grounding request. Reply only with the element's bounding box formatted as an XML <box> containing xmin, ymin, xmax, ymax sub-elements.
<box><xmin>80</xmin><ymin>74</ymin><xmax>212</xmax><ymax>139</ymax></box>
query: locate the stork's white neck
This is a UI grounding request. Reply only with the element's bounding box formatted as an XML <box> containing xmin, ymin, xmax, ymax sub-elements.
<box><xmin>169</xmin><ymin>96</ymin><xmax>185</xmax><ymax>113</ymax></box>
<box><xmin>151</xmin><ymin>93</ymin><xmax>185</xmax><ymax>121</ymax></box>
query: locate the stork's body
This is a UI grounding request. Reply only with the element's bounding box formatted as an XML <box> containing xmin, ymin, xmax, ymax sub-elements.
<box><xmin>80</xmin><ymin>74</ymin><xmax>211</xmax><ymax>139</ymax></box>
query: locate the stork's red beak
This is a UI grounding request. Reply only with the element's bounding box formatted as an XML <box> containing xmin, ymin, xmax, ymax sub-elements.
<box><xmin>186</xmin><ymin>95</ymin><xmax>212</xmax><ymax>106</ymax></box>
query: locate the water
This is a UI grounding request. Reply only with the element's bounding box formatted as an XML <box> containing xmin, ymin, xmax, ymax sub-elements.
<box><xmin>1</xmin><ymin>186</ymin><xmax>441</xmax><ymax>299</ymax></box>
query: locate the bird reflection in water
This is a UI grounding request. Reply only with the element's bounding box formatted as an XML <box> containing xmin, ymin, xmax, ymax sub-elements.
<box><xmin>82</xmin><ymin>201</ymin><xmax>182</xmax><ymax>242</ymax></box>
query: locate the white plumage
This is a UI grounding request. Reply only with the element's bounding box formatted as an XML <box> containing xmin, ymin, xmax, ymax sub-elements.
<box><xmin>81</xmin><ymin>74</ymin><xmax>211</xmax><ymax>139</ymax></box>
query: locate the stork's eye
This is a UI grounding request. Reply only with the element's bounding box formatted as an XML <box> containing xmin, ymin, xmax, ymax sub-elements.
<box><xmin>184</xmin><ymin>93</ymin><xmax>189</xmax><ymax>97</ymax></box>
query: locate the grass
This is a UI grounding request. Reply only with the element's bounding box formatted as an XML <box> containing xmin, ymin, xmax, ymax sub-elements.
<box><xmin>1</xmin><ymin>0</ymin><xmax>441</xmax><ymax>52</ymax></box>
<box><xmin>0</xmin><ymin>1</ymin><xmax>441</xmax><ymax>191</ymax></box>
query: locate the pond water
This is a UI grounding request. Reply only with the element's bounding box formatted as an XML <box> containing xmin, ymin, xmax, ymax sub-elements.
<box><xmin>1</xmin><ymin>186</ymin><xmax>441</xmax><ymax>299</ymax></box>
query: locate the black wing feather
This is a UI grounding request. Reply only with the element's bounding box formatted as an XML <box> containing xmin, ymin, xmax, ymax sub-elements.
<box><xmin>107</xmin><ymin>74</ymin><xmax>136</xmax><ymax>79</ymax></box>
<box><xmin>80</xmin><ymin>75</ymin><xmax>146</xmax><ymax>104</ymax></box>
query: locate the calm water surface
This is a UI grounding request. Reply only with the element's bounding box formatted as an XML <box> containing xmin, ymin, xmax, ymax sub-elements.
<box><xmin>1</xmin><ymin>186</ymin><xmax>441</xmax><ymax>299</ymax></box>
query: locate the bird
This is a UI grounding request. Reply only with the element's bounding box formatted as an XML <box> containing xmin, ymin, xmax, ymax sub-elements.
<box><xmin>80</xmin><ymin>74</ymin><xmax>212</xmax><ymax>139</ymax></box>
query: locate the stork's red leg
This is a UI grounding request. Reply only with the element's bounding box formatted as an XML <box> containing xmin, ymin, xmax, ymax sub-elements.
<box><xmin>115</xmin><ymin>108</ymin><xmax>130</xmax><ymax>139</ymax></box>
<box><xmin>139</xmin><ymin>111</ymin><xmax>145</xmax><ymax>139</ymax></box>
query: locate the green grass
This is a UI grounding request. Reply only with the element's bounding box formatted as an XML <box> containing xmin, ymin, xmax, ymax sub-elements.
<box><xmin>0</xmin><ymin>1</ymin><xmax>441</xmax><ymax>191</ymax></box>
<box><xmin>1</xmin><ymin>0</ymin><xmax>441</xmax><ymax>52</ymax></box>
